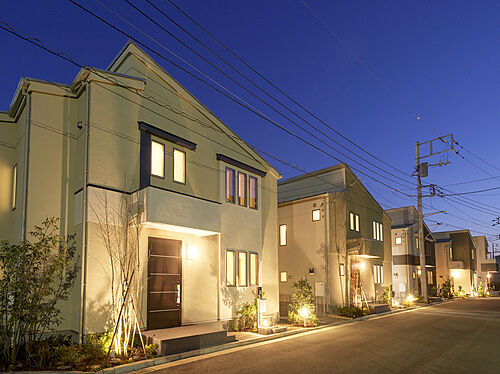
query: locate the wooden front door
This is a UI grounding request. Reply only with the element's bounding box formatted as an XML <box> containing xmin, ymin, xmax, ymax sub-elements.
<box><xmin>148</xmin><ymin>237</ymin><xmax>182</xmax><ymax>329</ymax></box>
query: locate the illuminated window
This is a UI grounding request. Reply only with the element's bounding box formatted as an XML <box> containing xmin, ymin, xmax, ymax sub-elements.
<box><xmin>279</xmin><ymin>224</ymin><xmax>287</xmax><ymax>246</ymax></box>
<box><xmin>349</xmin><ymin>212</ymin><xmax>360</xmax><ymax>232</ymax></box>
<box><xmin>412</xmin><ymin>271</ymin><xmax>416</xmax><ymax>279</ymax></box>
<box><xmin>226</xmin><ymin>250</ymin><xmax>235</xmax><ymax>286</ymax></box>
<box><xmin>395</xmin><ymin>236</ymin><xmax>402</xmax><ymax>245</ymax></box>
<box><xmin>472</xmin><ymin>249</ymin><xmax>475</xmax><ymax>260</ymax></box>
<box><xmin>238</xmin><ymin>252</ymin><xmax>248</xmax><ymax>287</ymax></box>
<box><xmin>238</xmin><ymin>172</ymin><xmax>247</xmax><ymax>206</ymax></box>
<box><xmin>312</xmin><ymin>209</ymin><xmax>321</xmax><ymax>221</ymax></box>
<box><xmin>173</xmin><ymin>149</ymin><xmax>186</xmax><ymax>184</ymax></box>
<box><xmin>374</xmin><ymin>264</ymin><xmax>383</xmax><ymax>284</ymax></box>
<box><xmin>340</xmin><ymin>263</ymin><xmax>345</xmax><ymax>276</ymax></box>
<box><xmin>226</xmin><ymin>168</ymin><xmax>235</xmax><ymax>203</ymax></box>
<box><xmin>249</xmin><ymin>176</ymin><xmax>258</xmax><ymax>209</ymax></box>
<box><xmin>250</xmin><ymin>253</ymin><xmax>258</xmax><ymax>286</ymax></box>
<box><xmin>280</xmin><ymin>271</ymin><xmax>288</xmax><ymax>282</ymax></box>
<box><xmin>449</xmin><ymin>247</ymin><xmax>453</xmax><ymax>259</ymax></box>
<box><xmin>151</xmin><ymin>140</ymin><xmax>164</xmax><ymax>178</ymax></box>
<box><xmin>427</xmin><ymin>271</ymin><xmax>433</xmax><ymax>284</ymax></box>
<box><xmin>11</xmin><ymin>164</ymin><xmax>17</xmax><ymax>210</ymax></box>
<box><xmin>415</xmin><ymin>236</ymin><xmax>419</xmax><ymax>250</ymax></box>
<box><xmin>373</xmin><ymin>221</ymin><xmax>383</xmax><ymax>241</ymax></box>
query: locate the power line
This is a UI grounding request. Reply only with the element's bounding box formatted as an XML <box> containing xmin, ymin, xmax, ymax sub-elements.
<box><xmin>438</xmin><ymin>185</ymin><xmax>500</xmax><ymax>197</ymax></box>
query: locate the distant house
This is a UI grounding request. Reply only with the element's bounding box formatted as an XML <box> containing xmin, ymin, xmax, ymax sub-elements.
<box><xmin>277</xmin><ymin>164</ymin><xmax>392</xmax><ymax>314</ymax></box>
<box><xmin>434</xmin><ymin>230</ymin><xmax>477</xmax><ymax>295</ymax></box>
<box><xmin>385</xmin><ymin>206</ymin><xmax>436</xmax><ymax>301</ymax></box>
<box><xmin>472</xmin><ymin>236</ymin><xmax>498</xmax><ymax>291</ymax></box>
<box><xmin>0</xmin><ymin>41</ymin><xmax>281</xmax><ymax>340</ymax></box>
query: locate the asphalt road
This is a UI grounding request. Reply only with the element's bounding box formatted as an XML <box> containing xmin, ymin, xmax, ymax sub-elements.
<box><xmin>150</xmin><ymin>298</ymin><xmax>500</xmax><ymax>374</ymax></box>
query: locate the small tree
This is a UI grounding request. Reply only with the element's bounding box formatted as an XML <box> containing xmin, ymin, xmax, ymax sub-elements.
<box><xmin>0</xmin><ymin>218</ymin><xmax>79</xmax><ymax>368</ymax></box>
<box><xmin>288</xmin><ymin>279</ymin><xmax>318</xmax><ymax>327</ymax></box>
<box><xmin>440</xmin><ymin>280</ymin><xmax>453</xmax><ymax>299</ymax></box>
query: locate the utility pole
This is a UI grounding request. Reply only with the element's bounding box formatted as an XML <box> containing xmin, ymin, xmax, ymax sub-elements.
<box><xmin>416</xmin><ymin>134</ymin><xmax>455</xmax><ymax>303</ymax></box>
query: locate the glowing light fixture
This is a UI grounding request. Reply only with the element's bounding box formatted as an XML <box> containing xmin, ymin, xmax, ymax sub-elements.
<box><xmin>299</xmin><ymin>307</ymin><xmax>310</xmax><ymax>327</ymax></box>
<box><xmin>451</xmin><ymin>270</ymin><xmax>459</xmax><ymax>279</ymax></box>
<box><xmin>417</xmin><ymin>269</ymin><xmax>422</xmax><ymax>276</ymax></box>
<box><xmin>406</xmin><ymin>294</ymin><xmax>415</xmax><ymax>303</ymax></box>
<box><xmin>487</xmin><ymin>273</ymin><xmax>492</xmax><ymax>279</ymax></box>
<box><xmin>359</xmin><ymin>261</ymin><xmax>366</xmax><ymax>271</ymax></box>
<box><xmin>186</xmin><ymin>245</ymin><xmax>197</xmax><ymax>260</ymax></box>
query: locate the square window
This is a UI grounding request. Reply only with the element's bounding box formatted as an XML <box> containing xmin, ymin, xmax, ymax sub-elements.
<box><xmin>250</xmin><ymin>253</ymin><xmax>258</xmax><ymax>286</ymax></box>
<box><xmin>11</xmin><ymin>164</ymin><xmax>17</xmax><ymax>210</ymax></box>
<box><xmin>226</xmin><ymin>168</ymin><xmax>235</xmax><ymax>203</ymax></box>
<box><xmin>226</xmin><ymin>251</ymin><xmax>235</xmax><ymax>286</ymax></box>
<box><xmin>173</xmin><ymin>149</ymin><xmax>186</xmax><ymax>184</ymax></box>
<box><xmin>238</xmin><ymin>172</ymin><xmax>247</xmax><ymax>206</ymax></box>
<box><xmin>151</xmin><ymin>140</ymin><xmax>164</xmax><ymax>178</ymax></box>
<box><xmin>249</xmin><ymin>176</ymin><xmax>258</xmax><ymax>209</ymax></box>
<box><xmin>312</xmin><ymin>209</ymin><xmax>321</xmax><ymax>221</ymax></box>
<box><xmin>279</xmin><ymin>224</ymin><xmax>287</xmax><ymax>246</ymax></box>
<box><xmin>238</xmin><ymin>252</ymin><xmax>248</xmax><ymax>287</ymax></box>
<box><xmin>280</xmin><ymin>271</ymin><xmax>288</xmax><ymax>283</ymax></box>
<box><xmin>395</xmin><ymin>237</ymin><xmax>402</xmax><ymax>245</ymax></box>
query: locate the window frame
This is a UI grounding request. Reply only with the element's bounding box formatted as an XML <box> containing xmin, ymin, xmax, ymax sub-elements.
<box><xmin>225</xmin><ymin>167</ymin><xmax>236</xmax><ymax>204</ymax></box>
<box><xmin>312</xmin><ymin>209</ymin><xmax>321</xmax><ymax>222</ymax></box>
<box><xmin>151</xmin><ymin>140</ymin><xmax>165</xmax><ymax>179</ymax></box>
<box><xmin>395</xmin><ymin>236</ymin><xmax>402</xmax><ymax>245</ymax></box>
<box><xmin>237</xmin><ymin>172</ymin><xmax>247</xmax><ymax>207</ymax></box>
<box><xmin>238</xmin><ymin>251</ymin><xmax>248</xmax><ymax>287</ymax></box>
<box><xmin>226</xmin><ymin>250</ymin><xmax>236</xmax><ymax>287</ymax></box>
<box><xmin>249</xmin><ymin>175</ymin><xmax>258</xmax><ymax>210</ymax></box>
<box><xmin>11</xmin><ymin>164</ymin><xmax>17</xmax><ymax>211</ymax></box>
<box><xmin>280</xmin><ymin>271</ymin><xmax>288</xmax><ymax>283</ymax></box>
<box><xmin>279</xmin><ymin>224</ymin><xmax>287</xmax><ymax>246</ymax></box>
<box><xmin>249</xmin><ymin>252</ymin><xmax>258</xmax><ymax>286</ymax></box>
<box><xmin>374</xmin><ymin>264</ymin><xmax>383</xmax><ymax>284</ymax></box>
<box><xmin>172</xmin><ymin>148</ymin><xmax>186</xmax><ymax>185</ymax></box>
<box><xmin>349</xmin><ymin>212</ymin><xmax>360</xmax><ymax>232</ymax></box>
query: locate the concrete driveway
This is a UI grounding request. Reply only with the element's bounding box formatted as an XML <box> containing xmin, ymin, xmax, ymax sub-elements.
<box><xmin>144</xmin><ymin>298</ymin><xmax>500</xmax><ymax>374</ymax></box>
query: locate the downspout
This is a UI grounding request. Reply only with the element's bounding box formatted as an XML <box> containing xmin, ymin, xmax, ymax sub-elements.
<box><xmin>323</xmin><ymin>195</ymin><xmax>330</xmax><ymax>313</ymax></box>
<box><xmin>80</xmin><ymin>80</ymin><xmax>90</xmax><ymax>342</ymax></box>
<box><xmin>22</xmin><ymin>89</ymin><xmax>32</xmax><ymax>241</ymax></box>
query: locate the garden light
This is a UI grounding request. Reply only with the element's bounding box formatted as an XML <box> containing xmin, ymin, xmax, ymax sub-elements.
<box><xmin>299</xmin><ymin>307</ymin><xmax>310</xmax><ymax>327</ymax></box>
<box><xmin>393</xmin><ymin>300</ymin><xmax>400</xmax><ymax>307</ymax></box>
<box><xmin>406</xmin><ymin>294</ymin><xmax>415</xmax><ymax>303</ymax></box>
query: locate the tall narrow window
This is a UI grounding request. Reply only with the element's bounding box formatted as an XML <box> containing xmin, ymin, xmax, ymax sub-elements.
<box><xmin>427</xmin><ymin>271</ymin><xmax>433</xmax><ymax>284</ymax></box>
<box><xmin>279</xmin><ymin>224</ymin><xmax>287</xmax><ymax>246</ymax></box>
<box><xmin>11</xmin><ymin>164</ymin><xmax>17</xmax><ymax>210</ymax></box>
<box><xmin>340</xmin><ymin>263</ymin><xmax>345</xmax><ymax>276</ymax></box>
<box><xmin>280</xmin><ymin>271</ymin><xmax>288</xmax><ymax>282</ymax></box>
<box><xmin>226</xmin><ymin>168</ymin><xmax>235</xmax><ymax>203</ymax></box>
<box><xmin>449</xmin><ymin>247</ymin><xmax>453</xmax><ymax>259</ymax></box>
<box><xmin>312</xmin><ymin>209</ymin><xmax>321</xmax><ymax>222</ymax></box>
<box><xmin>250</xmin><ymin>253</ymin><xmax>258</xmax><ymax>286</ymax></box>
<box><xmin>226</xmin><ymin>250</ymin><xmax>235</xmax><ymax>286</ymax></box>
<box><xmin>249</xmin><ymin>176</ymin><xmax>258</xmax><ymax>209</ymax></box>
<box><xmin>374</xmin><ymin>264</ymin><xmax>383</xmax><ymax>284</ymax></box>
<box><xmin>349</xmin><ymin>213</ymin><xmax>355</xmax><ymax>231</ymax></box>
<box><xmin>415</xmin><ymin>236</ymin><xmax>419</xmax><ymax>250</ymax></box>
<box><xmin>151</xmin><ymin>140</ymin><xmax>164</xmax><ymax>178</ymax></box>
<box><xmin>173</xmin><ymin>149</ymin><xmax>186</xmax><ymax>184</ymax></box>
<box><xmin>238</xmin><ymin>252</ymin><xmax>248</xmax><ymax>287</ymax></box>
<box><xmin>238</xmin><ymin>172</ymin><xmax>247</xmax><ymax>206</ymax></box>
<box><xmin>355</xmin><ymin>214</ymin><xmax>360</xmax><ymax>232</ymax></box>
<box><xmin>373</xmin><ymin>221</ymin><xmax>377</xmax><ymax>240</ymax></box>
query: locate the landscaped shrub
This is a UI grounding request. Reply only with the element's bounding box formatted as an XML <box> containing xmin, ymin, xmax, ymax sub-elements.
<box><xmin>378</xmin><ymin>286</ymin><xmax>392</xmax><ymax>305</ymax></box>
<box><xmin>81</xmin><ymin>331</ymin><xmax>112</xmax><ymax>362</ymax></box>
<box><xmin>288</xmin><ymin>279</ymin><xmax>318</xmax><ymax>327</ymax></box>
<box><xmin>402</xmin><ymin>294</ymin><xmax>416</xmax><ymax>307</ymax></box>
<box><xmin>336</xmin><ymin>305</ymin><xmax>368</xmax><ymax>319</ymax></box>
<box><xmin>235</xmin><ymin>302</ymin><xmax>257</xmax><ymax>331</ymax></box>
<box><xmin>144</xmin><ymin>343</ymin><xmax>159</xmax><ymax>357</ymax></box>
<box><xmin>53</xmin><ymin>345</ymin><xmax>82</xmax><ymax>367</ymax></box>
<box><xmin>477</xmin><ymin>284</ymin><xmax>486</xmax><ymax>298</ymax></box>
<box><xmin>430</xmin><ymin>285</ymin><xmax>438</xmax><ymax>297</ymax></box>
<box><xmin>440</xmin><ymin>280</ymin><xmax>454</xmax><ymax>299</ymax></box>
<box><xmin>455</xmin><ymin>286</ymin><xmax>466</xmax><ymax>298</ymax></box>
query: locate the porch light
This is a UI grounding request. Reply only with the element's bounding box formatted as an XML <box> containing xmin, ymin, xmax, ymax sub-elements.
<box><xmin>185</xmin><ymin>245</ymin><xmax>197</xmax><ymax>260</ymax></box>
<box><xmin>451</xmin><ymin>271</ymin><xmax>459</xmax><ymax>279</ymax></box>
<box><xmin>487</xmin><ymin>273</ymin><xmax>492</xmax><ymax>279</ymax></box>
<box><xmin>417</xmin><ymin>269</ymin><xmax>422</xmax><ymax>276</ymax></box>
<box><xmin>359</xmin><ymin>261</ymin><xmax>366</xmax><ymax>271</ymax></box>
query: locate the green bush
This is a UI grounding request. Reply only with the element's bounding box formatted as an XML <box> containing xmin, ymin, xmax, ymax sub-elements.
<box><xmin>455</xmin><ymin>286</ymin><xmax>466</xmax><ymax>298</ymax></box>
<box><xmin>54</xmin><ymin>345</ymin><xmax>82</xmax><ymax>367</ymax></box>
<box><xmin>235</xmin><ymin>302</ymin><xmax>257</xmax><ymax>331</ymax></box>
<box><xmin>336</xmin><ymin>305</ymin><xmax>368</xmax><ymax>318</ymax></box>
<box><xmin>144</xmin><ymin>344</ymin><xmax>159</xmax><ymax>357</ymax></box>
<box><xmin>288</xmin><ymin>279</ymin><xmax>318</xmax><ymax>327</ymax></box>
<box><xmin>430</xmin><ymin>285</ymin><xmax>438</xmax><ymax>297</ymax></box>
<box><xmin>378</xmin><ymin>286</ymin><xmax>392</xmax><ymax>305</ymax></box>
<box><xmin>440</xmin><ymin>280</ymin><xmax>454</xmax><ymax>299</ymax></box>
<box><xmin>81</xmin><ymin>331</ymin><xmax>112</xmax><ymax>362</ymax></box>
<box><xmin>477</xmin><ymin>284</ymin><xmax>486</xmax><ymax>298</ymax></box>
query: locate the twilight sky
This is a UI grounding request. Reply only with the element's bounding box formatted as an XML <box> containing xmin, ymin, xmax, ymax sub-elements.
<box><xmin>1</xmin><ymin>0</ymin><xmax>499</xmax><ymax>248</ymax></box>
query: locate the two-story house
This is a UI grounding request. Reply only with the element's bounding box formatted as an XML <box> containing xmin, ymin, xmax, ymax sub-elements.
<box><xmin>472</xmin><ymin>236</ymin><xmax>497</xmax><ymax>292</ymax></box>
<box><xmin>385</xmin><ymin>206</ymin><xmax>436</xmax><ymax>301</ymax></box>
<box><xmin>434</xmin><ymin>230</ymin><xmax>477</xmax><ymax>295</ymax></box>
<box><xmin>0</xmin><ymin>42</ymin><xmax>281</xmax><ymax>340</ymax></box>
<box><xmin>277</xmin><ymin>164</ymin><xmax>392</xmax><ymax>314</ymax></box>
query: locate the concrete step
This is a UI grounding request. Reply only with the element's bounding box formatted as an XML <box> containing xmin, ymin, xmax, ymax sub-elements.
<box><xmin>142</xmin><ymin>322</ymin><xmax>236</xmax><ymax>356</ymax></box>
<box><xmin>368</xmin><ymin>303</ymin><xmax>390</xmax><ymax>314</ymax></box>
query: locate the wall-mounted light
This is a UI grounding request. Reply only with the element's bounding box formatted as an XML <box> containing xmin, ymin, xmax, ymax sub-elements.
<box><xmin>451</xmin><ymin>270</ymin><xmax>459</xmax><ymax>279</ymax></box>
<box><xmin>184</xmin><ymin>244</ymin><xmax>197</xmax><ymax>260</ymax></box>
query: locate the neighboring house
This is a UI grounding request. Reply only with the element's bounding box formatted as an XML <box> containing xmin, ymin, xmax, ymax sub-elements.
<box><xmin>434</xmin><ymin>230</ymin><xmax>477</xmax><ymax>295</ymax></box>
<box><xmin>472</xmin><ymin>236</ymin><xmax>498</xmax><ymax>291</ymax></box>
<box><xmin>277</xmin><ymin>164</ymin><xmax>392</xmax><ymax>314</ymax></box>
<box><xmin>385</xmin><ymin>206</ymin><xmax>436</xmax><ymax>301</ymax></box>
<box><xmin>0</xmin><ymin>42</ymin><xmax>281</xmax><ymax>340</ymax></box>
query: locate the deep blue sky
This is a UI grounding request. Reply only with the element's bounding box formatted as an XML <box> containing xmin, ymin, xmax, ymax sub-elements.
<box><xmin>2</xmin><ymin>1</ymin><xmax>500</xmax><ymax>248</ymax></box>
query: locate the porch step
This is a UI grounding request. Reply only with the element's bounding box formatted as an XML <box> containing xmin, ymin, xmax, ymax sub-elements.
<box><xmin>142</xmin><ymin>322</ymin><xmax>236</xmax><ymax>356</ymax></box>
<box><xmin>368</xmin><ymin>303</ymin><xmax>390</xmax><ymax>314</ymax></box>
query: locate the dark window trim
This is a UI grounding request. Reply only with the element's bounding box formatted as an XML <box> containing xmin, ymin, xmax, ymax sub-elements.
<box><xmin>249</xmin><ymin>175</ymin><xmax>258</xmax><ymax>210</ymax></box>
<box><xmin>238</xmin><ymin>251</ymin><xmax>248</xmax><ymax>287</ymax></box>
<box><xmin>225</xmin><ymin>167</ymin><xmax>236</xmax><ymax>204</ymax></box>
<box><xmin>151</xmin><ymin>140</ymin><xmax>165</xmax><ymax>179</ymax></box>
<box><xmin>249</xmin><ymin>252</ymin><xmax>259</xmax><ymax>286</ymax></box>
<box><xmin>173</xmin><ymin>148</ymin><xmax>186</xmax><ymax>185</ymax></box>
<box><xmin>216</xmin><ymin>153</ymin><xmax>266</xmax><ymax>177</ymax></box>
<box><xmin>12</xmin><ymin>164</ymin><xmax>17</xmax><ymax>211</ymax></box>
<box><xmin>139</xmin><ymin>121</ymin><xmax>197</xmax><ymax>150</ymax></box>
<box><xmin>312</xmin><ymin>209</ymin><xmax>321</xmax><ymax>222</ymax></box>
<box><xmin>237</xmin><ymin>172</ymin><xmax>247</xmax><ymax>207</ymax></box>
<box><xmin>226</xmin><ymin>250</ymin><xmax>236</xmax><ymax>287</ymax></box>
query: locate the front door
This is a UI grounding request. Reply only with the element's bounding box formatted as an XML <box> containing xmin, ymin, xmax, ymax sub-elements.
<box><xmin>148</xmin><ymin>237</ymin><xmax>182</xmax><ymax>329</ymax></box>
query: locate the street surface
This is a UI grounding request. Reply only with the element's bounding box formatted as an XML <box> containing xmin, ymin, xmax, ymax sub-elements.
<box><xmin>147</xmin><ymin>298</ymin><xmax>500</xmax><ymax>374</ymax></box>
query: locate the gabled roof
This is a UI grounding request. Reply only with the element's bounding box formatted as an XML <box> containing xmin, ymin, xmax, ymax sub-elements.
<box><xmin>107</xmin><ymin>41</ymin><xmax>281</xmax><ymax>179</ymax></box>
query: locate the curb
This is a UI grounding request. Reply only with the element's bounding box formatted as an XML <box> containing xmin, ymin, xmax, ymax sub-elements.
<box><xmin>10</xmin><ymin>300</ymin><xmax>454</xmax><ymax>374</ymax></box>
